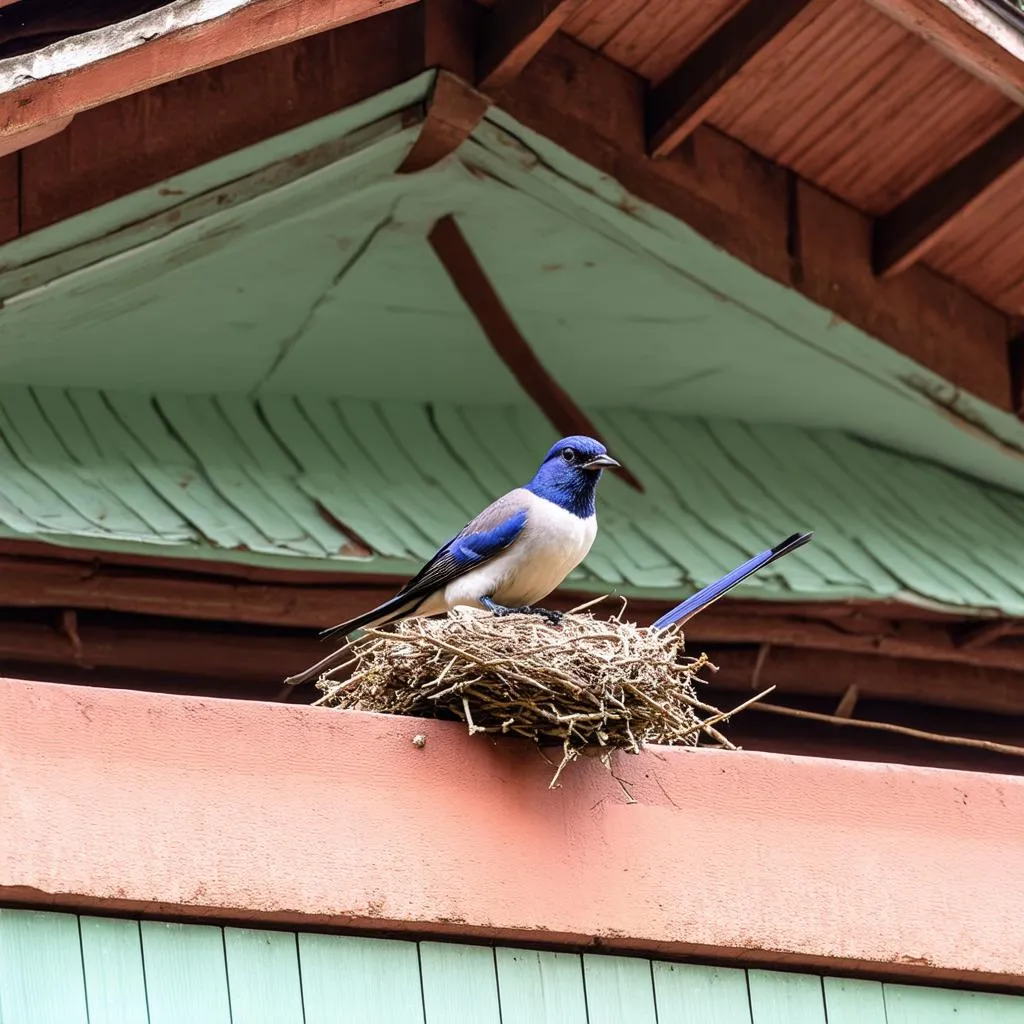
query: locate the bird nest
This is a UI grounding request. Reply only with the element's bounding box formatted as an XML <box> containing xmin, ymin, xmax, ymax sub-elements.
<box><xmin>314</xmin><ymin>600</ymin><xmax>770</xmax><ymax>788</ymax></box>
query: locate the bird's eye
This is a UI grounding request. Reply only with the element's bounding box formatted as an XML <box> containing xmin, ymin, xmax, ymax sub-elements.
<box><xmin>561</xmin><ymin>448</ymin><xmax>576</xmax><ymax>463</ymax></box>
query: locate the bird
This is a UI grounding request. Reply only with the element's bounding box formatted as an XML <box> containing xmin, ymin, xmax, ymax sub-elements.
<box><xmin>651</xmin><ymin>531</ymin><xmax>813</xmax><ymax>629</ymax></box>
<box><xmin>280</xmin><ymin>434</ymin><xmax>620</xmax><ymax>690</ymax></box>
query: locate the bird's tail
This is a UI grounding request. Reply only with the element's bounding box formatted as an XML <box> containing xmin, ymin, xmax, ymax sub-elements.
<box><xmin>652</xmin><ymin>532</ymin><xmax>813</xmax><ymax>630</ymax></box>
<box><xmin>277</xmin><ymin>593</ymin><xmax>425</xmax><ymax>695</ymax></box>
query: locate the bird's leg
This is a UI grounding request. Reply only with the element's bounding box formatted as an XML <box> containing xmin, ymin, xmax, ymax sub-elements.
<box><xmin>481</xmin><ymin>597</ymin><xmax>563</xmax><ymax>626</ymax></box>
<box><xmin>527</xmin><ymin>606</ymin><xmax>564</xmax><ymax>625</ymax></box>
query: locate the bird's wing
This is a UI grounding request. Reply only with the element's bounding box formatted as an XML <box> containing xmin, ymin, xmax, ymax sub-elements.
<box><xmin>315</xmin><ymin>493</ymin><xmax>530</xmax><ymax>643</ymax></box>
<box><xmin>394</xmin><ymin>493</ymin><xmax>529</xmax><ymax>600</ymax></box>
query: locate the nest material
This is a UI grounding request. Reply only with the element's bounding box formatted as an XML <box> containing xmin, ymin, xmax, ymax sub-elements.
<box><xmin>316</xmin><ymin>602</ymin><xmax>768</xmax><ymax>787</ymax></box>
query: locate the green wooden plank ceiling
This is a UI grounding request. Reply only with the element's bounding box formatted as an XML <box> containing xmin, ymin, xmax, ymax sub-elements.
<box><xmin>0</xmin><ymin>386</ymin><xmax>1022</xmax><ymax>614</ymax></box>
<box><xmin>4</xmin><ymin>909</ymin><xmax>1024</xmax><ymax>1024</ymax></box>
<box><xmin>0</xmin><ymin>76</ymin><xmax>1021</xmax><ymax>614</ymax></box>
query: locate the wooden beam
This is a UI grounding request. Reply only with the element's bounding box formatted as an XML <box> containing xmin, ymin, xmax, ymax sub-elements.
<box><xmin>500</xmin><ymin>33</ymin><xmax>1016</xmax><ymax>413</ymax></box>
<box><xmin>397</xmin><ymin>70</ymin><xmax>490</xmax><ymax>173</ymax></box>
<box><xmin>873</xmin><ymin>115</ymin><xmax>1024</xmax><ymax>277</ymax></box>
<box><xmin>477</xmin><ymin>0</ymin><xmax>582</xmax><ymax>92</ymax></box>
<box><xmin>865</xmin><ymin>0</ymin><xmax>1024</xmax><ymax>106</ymax></box>
<box><xmin>6</xmin><ymin>547</ymin><xmax>1024</xmax><ymax>676</ymax></box>
<box><xmin>953</xmin><ymin>618</ymin><xmax>1018</xmax><ymax>649</ymax></box>
<box><xmin>1012</xmin><ymin>328</ymin><xmax>1024</xmax><ymax>417</ymax></box>
<box><xmin>647</xmin><ymin>0</ymin><xmax>814</xmax><ymax>158</ymax></box>
<box><xmin>20</xmin><ymin>8</ymin><xmax>422</xmax><ymax>231</ymax></box>
<box><xmin>701</xmin><ymin>644</ymin><xmax>1024</xmax><ymax>717</ymax></box>
<box><xmin>427</xmin><ymin>213</ymin><xmax>645</xmax><ymax>491</ymax></box>
<box><xmin>0</xmin><ymin>0</ymin><xmax>415</xmax><ymax>138</ymax></box>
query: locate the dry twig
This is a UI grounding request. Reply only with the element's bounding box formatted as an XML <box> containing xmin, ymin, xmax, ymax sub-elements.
<box><xmin>315</xmin><ymin>605</ymin><xmax>764</xmax><ymax>786</ymax></box>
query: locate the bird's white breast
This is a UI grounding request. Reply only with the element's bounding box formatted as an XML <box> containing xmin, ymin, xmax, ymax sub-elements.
<box><xmin>440</xmin><ymin>488</ymin><xmax>597</xmax><ymax>611</ymax></box>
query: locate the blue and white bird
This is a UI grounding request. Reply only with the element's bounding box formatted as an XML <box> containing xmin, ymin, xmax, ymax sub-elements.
<box><xmin>282</xmin><ymin>435</ymin><xmax>620</xmax><ymax>689</ymax></box>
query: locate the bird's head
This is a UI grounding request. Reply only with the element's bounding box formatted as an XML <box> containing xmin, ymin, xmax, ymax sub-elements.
<box><xmin>526</xmin><ymin>436</ymin><xmax>619</xmax><ymax>517</ymax></box>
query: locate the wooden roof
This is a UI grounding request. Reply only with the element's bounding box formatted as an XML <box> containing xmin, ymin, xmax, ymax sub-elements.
<box><xmin>0</xmin><ymin>0</ymin><xmax>1022</xmax><ymax>411</ymax></box>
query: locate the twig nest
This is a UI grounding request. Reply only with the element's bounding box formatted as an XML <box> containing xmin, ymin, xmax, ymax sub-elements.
<box><xmin>316</xmin><ymin>604</ymin><xmax>751</xmax><ymax>787</ymax></box>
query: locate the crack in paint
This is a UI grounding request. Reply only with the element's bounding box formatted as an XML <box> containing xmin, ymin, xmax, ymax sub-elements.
<box><xmin>251</xmin><ymin>202</ymin><xmax>400</xmax><ymax>396</ymax></box>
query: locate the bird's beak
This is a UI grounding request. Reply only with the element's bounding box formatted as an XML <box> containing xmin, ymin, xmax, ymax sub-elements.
<box><xmin>582</xmin><ymin>453</ymin><xmax>620</xmax><ymax>471</ymax></box>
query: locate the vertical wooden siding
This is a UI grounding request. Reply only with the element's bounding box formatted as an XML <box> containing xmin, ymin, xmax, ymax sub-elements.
<box><xmin>1</xmin><ymin>909</ymin><xmax>1023</xmax><ymax>1023</ymax></box>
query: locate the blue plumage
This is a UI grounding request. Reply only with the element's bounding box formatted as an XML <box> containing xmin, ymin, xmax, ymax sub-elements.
<box><xmin>525</xmin><ymin>435</ymin><xmax>613</xmax><ymax>518</ymax></box>
<box><xmin>282</xmin><ymin>435</ymin><xmax>619</xmax><ymax>689</ymax></box>
<box><xmin>652</xmin><ymin>532</ymin><xmax>813</xmax><ymax>629</ymax></box>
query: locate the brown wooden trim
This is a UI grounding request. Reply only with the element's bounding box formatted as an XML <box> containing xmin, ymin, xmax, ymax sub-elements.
<box><xmin>955</xmin><ymin>618</ymin><xmax>1018</xmax><ymax>649</ymax></box>
<box><xmin>397</xmin><ymin>70</ymin><xmax>490</xmax><ymax>173</ymax></box>
<box><xmin>2</xmin><ymin>548</ymin><xmax>1024</xmax><ymax>713</ymax></box>
<box><xmin>865</xmin><ymin>0</ymin><xmax>1024</xmax><ymax>105</ymax></box>
<box><xmin>427</xmin><ymin>213</ymin><xmax>645</xmax><ymax>490</ymax></box>
<box><xmin>477</xmin><ymin>0</ymin><xmax>582</xmax><ymax>91</ymax></box>
<box><xmin>873</xmin><ymin>115</ymin><xmax>1024</xmax><ymax>277</ymax></box>
<box><xmin>1010</xmin><ymin>328</ymin><xmax>1024</xmax><ymax>417</ymax></box>
<box><xmin>20</xmin><ymin>9</ymin><xmax>424</xmax><ymax>231</ymax></box>
<box><xmin>0</xmin><ymin>115</ymin><xmax>72</xmax><ymax>157</ymax></box>
<box><xmin>502</xmin><ymin>34</ymin><xmax>1015</xmax><ymax>412</ymax></box>
<box><xmin>0</xmin><ymin>0</ymin><xmax>416</xmax><ymax>138</ymax></box>
<box><xmin>647</xmin><ymin>0</ymin><xmax>814</xmax><ymax>158</ymax></box>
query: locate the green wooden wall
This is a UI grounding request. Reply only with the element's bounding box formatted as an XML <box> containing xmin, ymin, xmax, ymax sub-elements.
<box><xmin>1</xmin><ymin>909</ymin><xmax>1022</xmax><ymax>1024</ymax></box>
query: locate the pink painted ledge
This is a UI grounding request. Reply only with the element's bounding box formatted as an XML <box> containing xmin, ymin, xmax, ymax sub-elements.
<box><xmin>2</xmin><ymin>676</ymin><xmax>1024</xmax><ymax>988</ymax></box>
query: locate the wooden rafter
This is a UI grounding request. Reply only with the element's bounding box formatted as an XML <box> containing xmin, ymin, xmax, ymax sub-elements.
<box><xmin>864</xmin><ymin>0</ymin><xmax>1024</xmax><ymax>106</ymax></box>
<box><xmin>647</xmin><ymin>0</ymin><xmax>814</xmax><ymax>158</ymax></box>
<box><xmin>0</xmin><ymin>0</ymin><xmax>416</xmax><ymax>137</ymax></box>
<box><xmin>873</xmin><ymin>115</ymin><xmax>1024</xmax><ymax>277</ymax></box>
<box><xmin>427</xmin><ymin>214</ymin><xmax>646</xmax><ymax>491</ymax></box>
<box><xmin>477</xmin><ymin>0</ymin><xmax>582</xmax><ymax>91</ymax></box>
<box><xmin>2</xmin><ymin>604</ymin><xmax>1024</xmax><ymax>716</ymax></box>
<box><xmin>397</xmin><ymin>70</ymin><xmax>490</xmax><ymax>173</ymax></box>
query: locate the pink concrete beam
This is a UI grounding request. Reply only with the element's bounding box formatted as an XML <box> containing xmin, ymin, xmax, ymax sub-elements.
<box><xmin>2</xmin><ymin>676</ymin><xmax>1024</xmax><ymax>987</ymax></box>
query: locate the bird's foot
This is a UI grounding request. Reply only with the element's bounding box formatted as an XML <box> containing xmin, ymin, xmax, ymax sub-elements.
<box><xmin>530</xmin><ymin>606</ymin><xmax>564</xmax><ymax>626</ymax></box>
<box><xmin>481</xmin><ymin>597</ymin><xmax>563</xmax><ymax>626</ymax></box>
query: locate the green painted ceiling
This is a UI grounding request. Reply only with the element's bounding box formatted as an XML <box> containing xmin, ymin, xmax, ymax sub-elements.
<box><xmin>1</xmin><ymin>73</ymin><xmax>1023</xmax><ymax>614</ymax></box>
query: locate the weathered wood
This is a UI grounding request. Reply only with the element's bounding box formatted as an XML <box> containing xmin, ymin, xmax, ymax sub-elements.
<box><xmin>6</xmin><ymin>550</ymin><xmax>1024</xmax><ymax>677</ymax></box>
<box><xmin>12</xmin><ymin>12</ymin><xmax>1018</xmax><ymax>410</ymax></box>
<box><xmin>501</xmin><ymin>34</ymin><xmax>1015</xmax><ymax>412</ymax></box>
<box><xmin>0</xmin><ymin>0</ymin><xmax>416</xmax><ymax>138</ymax></box>
<box><xmin>0</xmin><ymin>114</ymin><xmax>72</xmax><ymax>157</ymax></box>
<box><xmin>420</xmin><ymin>942</ymin><xmax>502</xmax><ymax>1024</ymax></box>
<box><xmin>79</xmin><ymin>917</ymin><xmax>149</xmax><ymax>1024</ymax></box>
<box><xmin>652</xmin><ymin>963</ymin><xmax>752</xmax><ymax>1024</ymax></box>
<box><xmin>20</xmin><ymin>8</ymin><xmax>422</xmax><ymax>229</ymax></box>
<box><xmin>478</xmin><ymin>0</ymin><xmax>582</xmax><ymax>91</ymax></box>
<box><xmin>583</xmin><ymin>954</ymin><xmax>659</xmax><ymax>1024</ymax></box>
<box><xmin>0</xmin><ymin>152</ymin><xmax>17</xmax><ymax>243</ymax></box>
<box><xmin>298</xmin><ymin>934</ymin><xmax>424</xmax><ymax>1024</ymax></box>
<box><xmin>647</xmin><ymin>0</ymin><xmax>814</xmax><ymax>158</ymax></box>
<box><xmin>865</xmin><ymin>0</ymin><xmax>1024</xmax><ymax>106</ymax></box>
<box><xmin>397</xmin><ymin>70</ymin><xmax>490</xmax><ymax>173</ymax></box>
<box><xmin>1011</xmin><ymin>328</ymin><xmax>1024</xmax><ymax>416</ymax></box>
<box><xmin>703</xmin><ymin>644</ymin><xmax>1024</xmax><ymax>716</ymax></box>
<box><xmin>223</xmin><ymin>927</ymin><xmax>305</xmax><ymax>1024</ymax></box>
<box><xmin>140</xmin><ymin>922</ymin><xmax>232</xmax><ymax>1024</ymax></box>
<box><xmin>795</xmin><ymin>179</ymin><xmax>1012</xmax><ymax>411</ymax></box>
<box><xmin>954</xmin><ymin>618</ymin><xmax>1017</xmax><ymax>649</ymax></box>
<box><xmin>495</xmin><ymin>949</ymin><xmax>588</xmax><ymax>1024</ymax></box>
<box><xmin>873</xmin><ymin>115</ymin><xmax>1024</xmax><ymax>276</ymax></box>
<box><xmin>821</xmin><ymin>978</ymin><xmax>889</xmax><ymax>1024</ymax></box>
<box><xmin>428</xmin><ymin>213</ymin><xmax>645</xmax><ymax>490</ymax></box>
<box><xmin>0</xmin><ymin>909</ymin><xmax>89</xmax><ymax>1024</ymax></box>
<box><xmin>747</xmin><ymin>970</ymin><xmax>827</xmax><ymax>1024</ymax></box>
